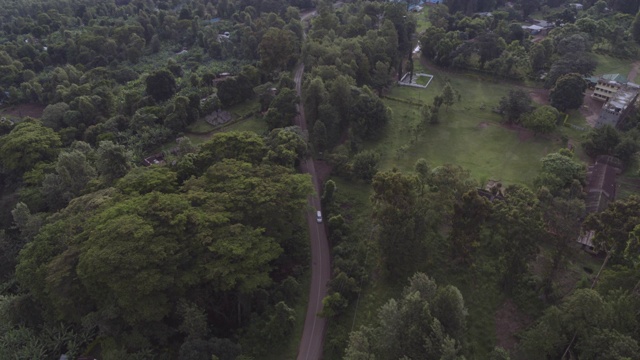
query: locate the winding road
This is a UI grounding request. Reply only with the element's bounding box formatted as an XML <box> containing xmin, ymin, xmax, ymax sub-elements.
<box><xmin>293</xmin><ymin>11</ymin><xmax>332</xmax><ymax>357</ymax></box>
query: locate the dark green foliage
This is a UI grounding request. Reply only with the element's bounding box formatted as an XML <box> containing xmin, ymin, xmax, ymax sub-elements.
<box><xmin>258</xmin><ymin>28</ymin><xmax>298</xmax><ymax>73</ymax></box>
<box><xmin>497</xmin><ymin>89</ymin><xmax>533</xmax><ymax>123</ymax></box>
<box><xmin>216</xmin><ymin>75</ymin><xmax>255</xmax><ymax>108</ymax></box>
<box><xmin>372</xmin><ymin>169</ymin><xmax>428</xmax><ymax>277</ymax></box>
<box><xmin>522</xmin><ymin>105</ymin><xmax>559</xmax><ymax>135</ymax></box>
<box><xmin>583</xmin><ymin>195</ymin><xmax>640</xmax><ymax>262</ymax></box>
<box><xmin>264</xmin><ymin>126</ymin><xmax>308</xmax><ymax>166</ymax></box>
<box><xmin>116</xmin><ymin>166</ymin><xmax>178</xmax><ymax>195</ymax></box>
<box><xmin>95</xmin><ymin>140</ymin><xmax>130</xmax><ymax>183</ymax></box>
<box><xmin>351</xmin><ymin>151</ymin><xmax>380</xmax><ymax>182</ymax></box>
<box><xmin>13</xmin><ymin>134</ymin><xmax>313</xmax><ymax>357</ymax></box>
<box><xmin>582</xmin><ymin>126</ymin><xmax>640</xmax><ymax>165</ymax></box>
<box><xmin>344</xmin><ymin>273</ymin><xmax>467</xmax><ymax>360</ymax></box>
<box><xmin>449</xmin><ymin>190</ymin><xmax>492</xmax><ymax>263</ymax></box>
<box><xmin>546</xmin><ymin>53</ymin><xmax>597</xmax><ymax>89</ymax></box>
<box><xmin>264</xmin><ymin>88</ymin><xmax>299</xmax><ymax>130</ymax></box>
<box><xmin>534</xmin><ymin>150</ymin><xmax>586</xmax><ymax>195</ymax></box>
<box><xmin>145</xmin><ymin>69</ymin><xmax>177</xmax><ymax>102</ymax></box>
<box><xmin>0</xmin><ymin>119</ymin><xmax>61</xmax><ymax>176</ymax></box>
<box><xmin>351</xmin><ymin>91</ymin><xmax>391</xmax><ymax>140</ymax></box>
<box><xmin>550</xmin><ymin>73</ymin><xmax>587</xmax><ymax>112</ymax></box>
<box><xmin>517</xmin><ymin>288</ymin><xmax>640</xmax><ymax>360</ymax></box>
<box><xmin>489</xmin><ymin>185</ymin><xmax>543</xmax><ymax>291</ymax></box>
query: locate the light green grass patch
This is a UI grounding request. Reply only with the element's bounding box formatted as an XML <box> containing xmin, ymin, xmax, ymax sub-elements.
<box><xmin>221</xmin><ymin>115</ymin><xmax>268</xmax><ymax>134</ymax></box>
<box><xmin>593</xmin><ymin>53</ymin><xmax>634</xmax><ymax>78</ymax></box>
<box><xmin>415</xmin><ymin>7</ymin><xmax>431</xmax><ymax>34</ymax></box>
<box><xmin>229</xmin><ymin>98</ymin><xmax>260</xmax><ymax>118</ymax></box>
<box><xmin>372</xmin><ymin>66</ymin><xmax>563</xmax><ymax>186</ymax></box>
<box><xmin>186</xmin><ymin>118</ymin><xmax>217</xmax><ymax>134</ymax></box>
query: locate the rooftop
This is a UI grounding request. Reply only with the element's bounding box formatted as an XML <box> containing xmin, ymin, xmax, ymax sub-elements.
<box><xmin>600</xmin><ymin>73</ymin><xmax>627</xmax><ymax>84</ymax></box>
<box><xmin>584</xmin><ymin>155</ymin><xmax>622</xmax><ymax>214</ymax></box>
<box><xmin>602</xmin><ymin>84</ymin><xmax>639</xmax><ymax>112</ymax></box>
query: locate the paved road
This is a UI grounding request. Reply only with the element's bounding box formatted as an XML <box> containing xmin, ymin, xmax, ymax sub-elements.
<box><xmin>294</xmin><ymin>61</ymin><xmax>331</xmax><ymax>360</ymax></box>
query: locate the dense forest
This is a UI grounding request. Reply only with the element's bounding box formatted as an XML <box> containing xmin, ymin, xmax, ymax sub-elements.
<box><xmin>0</xmin><ymin>0</ymin><xmax>639</xmax><ymax>359</ymax></box>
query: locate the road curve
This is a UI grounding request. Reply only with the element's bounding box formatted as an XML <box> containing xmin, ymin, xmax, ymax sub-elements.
<box><xmin>294</xmin><ymin>62</ymin><xmax>331</xmax><ymax>360</ymax></box>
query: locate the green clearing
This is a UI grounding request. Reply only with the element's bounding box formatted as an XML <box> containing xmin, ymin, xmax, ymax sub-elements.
<box><xmin>372</xmin><ymin>63</ymin><xmax>565</xmax><ymax>187</ymax></box>
<box><xmin>221</xmin><ymin>115</ymin><xmax>267</xmax><ymax>134</ymax></box>
<box><xmin>593</xmin><ymin>53</ymin><xmax>634</xmax><ymax>78</ymax></box>
<box><xmin>415</xmin><ymin>7</ymin><xmax>431</xmax><ymax>34</ymax></box>
<box><xmin>415</xmin><ymin>74</ymin><xmax>430</xmax><ymax>85</ymax></box>
<box><xmin>186</xmin><ymin>118</ymin><xmax>217</xmax><ymax>134</ymax></box>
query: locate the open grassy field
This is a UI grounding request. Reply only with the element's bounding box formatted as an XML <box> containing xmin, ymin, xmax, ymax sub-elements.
<box><xmin>369</xmin><ymin>61</ymin><xmax>566</xmax><ymax>187</ymax></box>
<box><xmin>414</xmin><ymin>6</ymin><xmax>431</xmax><ymax>33</ymax></box>
<box><xmin>221</xmin><ymin>115</ymin><xmax>267</xmax><ymax>133</ymax></box>
<box><xmin>593</xmin><ymin>53</ymin><xmax>634</xmax><ymax>78</ymax></box>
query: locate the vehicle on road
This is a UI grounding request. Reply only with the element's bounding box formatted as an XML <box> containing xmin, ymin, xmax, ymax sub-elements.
<box><xmin>316</xmin><ymin>210</ymin><xmax>322</xmax><ymax>223</ymax></box>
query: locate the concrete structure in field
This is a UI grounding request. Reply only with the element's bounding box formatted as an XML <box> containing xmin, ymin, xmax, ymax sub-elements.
<box><xmin>595</xmin><ymin>83</ymin><xmax>640</xmax><ymax>128</ymax></box>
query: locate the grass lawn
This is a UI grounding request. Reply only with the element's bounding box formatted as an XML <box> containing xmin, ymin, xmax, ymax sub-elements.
<box><xmin>558</xmin><ymin>110</ymin><xmax>590</xmax><ymax>160</ymax></box>
<box><xmin>415</xmin><ymin>74</ymin><xmax>430</xmax><ymax>86</ymax></box>
<box><xmin>415</xmin><ymin>7</ymin><xmax>431</xmax><ymax>34</ymax></box>
<box><xmin>186</xmin><ymin>118</ymin><xmax>217</xmax><ymax>134</ymax></box>
<box><xmin>593</xmin><ymin>53</ymin><xmax>634</xmax><ymax>78</ymax></box>
<box><xmin>372</xmin><ymin>63</ymin><xmax>564</xmax><ymax>187</ymax></box>
<box><xmin>221</xmin><ymin>115</ymin><xmax>268</xmax><ymax>134</ymax></box>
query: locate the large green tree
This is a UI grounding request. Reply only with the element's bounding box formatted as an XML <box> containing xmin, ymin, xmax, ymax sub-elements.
<box><xmin>0</xmin><ymin>119</ymin><xmax>61</xmax><ymax>175</ymax></box>
<box><xmin>534</xmin><ymin>150</ymin><xmax>586</xmax><ymax>195</ymax></box>
<box><xmin>583</xmin><ymin>195</ymin><xmax>640</xmax><ymax>263</ymax></box>
<box><xmin>372</xmin><ymin>169</ymin><xmax>426</xmax><ymax>277</ymax></box>
<box><xmin>258</xmin><ymin>27</ymin><xmax>298</xmax><ymax>73</ymax></box>
<box><xmin>523</xmin><ymin>105</ymin><xmax>559</xmax><ymax>135</ymax></box>
<box><xmin>550</xmin><ymin>73</ymin><xmax>587</xmax><ymax>112</ymax></box>
<box><xmin>344</xmin><ymin>273</ymin><xmax>467</xmax><ymax>360</ymax></box>
<box><xmin>145</xmin><ymin>69</ymin><xmax>177</xmax><ymax>102</ymax></box>
<box><xmin>497</xmin><ymin>89</ymin><xmax>533</xmax><ymax>124</ymax></box>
